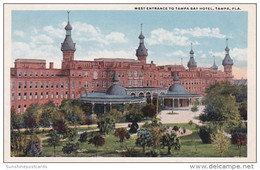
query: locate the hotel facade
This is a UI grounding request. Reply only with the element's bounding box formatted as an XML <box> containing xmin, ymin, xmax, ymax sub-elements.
<box><xmin>10</xmin><ymin>16</ymin><xmax>234</xmax><ymax>114</ymax></box>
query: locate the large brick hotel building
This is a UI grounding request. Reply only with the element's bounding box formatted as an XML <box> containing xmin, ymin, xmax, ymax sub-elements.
<box><xmin>10</xmin><ymin>16</ymin><xmax>234</xmax><ymax>114</ymax></box>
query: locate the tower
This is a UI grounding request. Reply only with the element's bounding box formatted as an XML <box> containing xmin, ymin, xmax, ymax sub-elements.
<box><xmin>136</xmin><ymin>24</ymin><xmax>148</xmax><ymax>64</ymax></box>
<box><xmin>61</xmin><ymin>11</ymin><xmax>76</xmax><ymax>69</ymax></box>
<box><xmin>187</xmin><ymin>43</ymin><xmax>197</xmax><ymax>70</ymax></box>
<box><xmin>212</xmin><ymin>56</ymin><xmax>218</xmax><ymax>71</ymax></box>
<box><xmin>222</xmin><ymin>39</ymin><xmax>233</xmax><ymax>75</ymax></box>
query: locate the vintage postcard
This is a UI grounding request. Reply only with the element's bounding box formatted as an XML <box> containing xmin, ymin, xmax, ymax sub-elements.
<box><xmin>3</xmin><ymin>3</ymin><xmax>256</xmax><ymax>163</ymax></box>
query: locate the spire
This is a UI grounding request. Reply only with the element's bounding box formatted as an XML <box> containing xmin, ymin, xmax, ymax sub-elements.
<box><xmin>138</xmin><ymin>23</ymin><xmax>145</xmax><ymax>41</ymax></box>
<box><xmin>187</xmin><ymin>42</ymin><xmax>197</xmax><ymax>69</ymax></box>
<box><xmin>136</xmin><ymin>24</ymin><xmax>148</xmax><ymax>63</ymax></box>
<box><xmin>65</xmin><ymin>11</ymin><xmax>72</xmax><ymax>32</ymax></box>
<box><xmin>225</xmin><ymin>38</ymin><xmax>230</xmax><ymax>53</ymax></box>
<box><xmin>212</xmin><ymin>56</ymin><xmax>218</xmax><ymax>71</ymax></box>
<box><xmin>190</xmin><ymin>42</ymin><xmax>194</xmax><ymax>55</ymax></box>
<box><xmin>222</xmin><ymin>38</ymin><xmax>233</xmax><ymax>66</ymax></box>
<box><xmin>61</xmin><ymin>11</ymin><xmax>76</xmax><ymax>52</ymax></box>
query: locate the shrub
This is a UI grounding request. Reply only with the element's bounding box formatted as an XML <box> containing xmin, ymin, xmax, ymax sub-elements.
<box><xmin>78</xmin><ymin>132</ymin><xmax>88</xmax><ymax>143</ymax></box>
<box><xmin>24</xmin><ymin>135</ymin><xmax>42</xmax><ymax>157</ymax></box>
<box><xmin>191</xmin><ymin>104</ymin><xmax>198</xmax><ymax>112</ymax></box>
<box><xmin>173</xmin><ymin>126</ymin><xmax>179</xmax><ymax>131</ymax></box>
<box><xmin>62</xmin><ymin>142</ymin><xmax>80</xmax><ymax>154</ymax></box>
<box><xmin>129</xmin><ymin>122</ymin><xmax>139</xmax><ymax>134</ymax></box>
<box><xmin>199</xmin><ymin>124</ymin><xmax>217</xmax><ymax>144</ymax></box>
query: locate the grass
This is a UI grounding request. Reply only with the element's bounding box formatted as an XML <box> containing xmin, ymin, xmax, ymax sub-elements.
<box><xmin>38</xmin><ymin>123</ymin><xmax>247</xmax><ymax>157</ymax></box>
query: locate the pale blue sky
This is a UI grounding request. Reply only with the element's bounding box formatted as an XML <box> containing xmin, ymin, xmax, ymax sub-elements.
<box><xmin>12</xmin><ymin>10</ymin><xmax>248</xmax><ymax>78</ymax></box>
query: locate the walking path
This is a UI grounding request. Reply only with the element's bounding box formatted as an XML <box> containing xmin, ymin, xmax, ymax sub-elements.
<box><xmin>158</xmin><ymin>105</ymin><xmax>205</xmax><ymax>126</ymax></box>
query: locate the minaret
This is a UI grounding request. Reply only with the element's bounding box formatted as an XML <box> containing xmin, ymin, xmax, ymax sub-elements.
<box><xmin>187</xmin><ymin>43</ymin><xmax>197</xmax><ymax>70</ymax></box>
<box><xmin>136</xmin><ymin>24</ymin><xmax>148</xmax><ymax>64</ymax></box>
<box><xmin>212</xmin><ymin>56</ymin><xmax>218</xmax><ymax>71</ymax></box>
<box><xmin>61</xmin><ymin>11</ymin><xmax>76</xmax><ymax>68</ymax></box>
<box><xmin>222</xmin><ymin>39</ymin><xmax>233</xmax><ymax>75</ymax></box>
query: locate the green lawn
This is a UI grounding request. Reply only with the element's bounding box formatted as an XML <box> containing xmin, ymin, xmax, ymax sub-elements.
<box><xmin>39</xmin><ymin>123</ymin><xmax>247</xmax><ymax>157</ymax></box>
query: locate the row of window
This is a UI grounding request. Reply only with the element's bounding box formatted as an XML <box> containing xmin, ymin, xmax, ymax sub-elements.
<box><xmin>12</xmin><ymin>91</ymin><xmax>75</xmax><ymax>101</ymax></box>
<box><xmin>18</xmin><ymin>71</ymin><xmax>55</xmax><ymax>77</ymax></box>
<box><xmin>12</xmin><ymin>80</ymin><xmax>112</xmax><ymax>90</ymax></box>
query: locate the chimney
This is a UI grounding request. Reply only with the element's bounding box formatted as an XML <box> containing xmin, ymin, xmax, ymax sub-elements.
<box><xmin>49</xmin><ymin>62</ymin><xmax>54</xmax><ymax>69</ymax></box>
<box><xmin>151</xmin><ymin>60</ymin><xmax>154</xmax><ymax>64</ymax></box>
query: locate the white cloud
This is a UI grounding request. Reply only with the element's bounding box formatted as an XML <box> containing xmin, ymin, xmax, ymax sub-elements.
<box><xmin>14</xmin><ymin>30</ymin><xmax>24</xmax><ymax>37</ymax></box>
<box><xmin>85</xmin><ymin>50</ymin><xmax>135</xmax><ymax>61</ymax></box>
<box><xmin>69</xmin><ymin>21</ymin><xmax>128</xmax><ymax>45</ymax></box>
<box><xmin>174</xmin><ymin>27</ymin><xmax>226</xmax><ymax>39</ymax></box>
<box><xmin>43</xmin><ymin>25</ymin><xmax>64</xmax><ymax>39</ymax></box>
<box><xmin>105</xmin><ymin>32</ymin><xmax>128</xmax><ymax>43</ymax></box>
<box><xmin>209</xmin><ymin>48</ymin><xmax>247</xmax><ymax>61</ymax></box>
<box><xmin>30</xmin><ymin>34</ymin><xmax>54</xmax><ymax>45</ymax></box>
<box><xmin>166</xmin><ymin>50</ymin><xmax>187</xmax><ymax>57</ymax></box>
<box><xmin>12</xmin><ymin>41</ymin><xmax>61</xmax><ymax>68</ymax></box>
<box><xmin>146</xmin><ymin>28</ymin><xmax>199</xmax><ymax>46</ymax></box>
<box><xmin>200</xmin><ymin>54</ymin><xmax>207</xmax><ymax>59</ymax></box>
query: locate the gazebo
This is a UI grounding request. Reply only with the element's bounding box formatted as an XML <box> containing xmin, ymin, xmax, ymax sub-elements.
<box><xmin>160</xmin><ymin>73</ymin><xmax>201</xmax><ymax>111</ymax></box>
<box><xmin>80</xmin><ymin>73</ymin><xmax>146</xmax><ymax>114</ymax></box>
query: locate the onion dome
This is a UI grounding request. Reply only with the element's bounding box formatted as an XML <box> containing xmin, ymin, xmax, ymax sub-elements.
<box><xmin>136</xmin><ymin>24</ymin><xmax>148</xmax><ymax>57</ymax></box>
<box><xmin>61</xmin><ymin>11</ymin><xmax>76</xmax><ymax>51</ymax></box>
<box><xmin>187</xmin><ymin>43</ymin><xmax>197</xmax><ymax>68</ymax></box>
<box><xmin>222</xmin><ymin>39</ymin><xmax>233</xmax><ymax>66</ymax></box>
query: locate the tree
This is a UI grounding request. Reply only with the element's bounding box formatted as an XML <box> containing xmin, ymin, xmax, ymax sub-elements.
<box><xmin>239</xmin><ymin>100</ymin><xmax>247</xmax><ymax>120</ymax></box>
<box><xmin>88</xmin><ymin>135</ymin><xmax>105</xmax><ymax>156</ymax></box>
<box><xmin>109</xmin><ymin>109</ymin><xmax>124</xmax><ymax>123</ymax></box>
<box><xmin>64</xmin><ymin>128</ymin><xmax>77</xmax><ymax>141</ymax></box>
<box><xmin>60</xmin><ymin>99</ymin><xmax>86</xmax><ymax>126</ymax></box>
<box><xmin>136</xmin><ymin>130</ymin><xmax>152</xmax><ymax>153</ymax></box>
<box><xmin>11</xmin><ymin>131</ymin><xmax>26</xmax><ymax>156</ymax></box>
<box><xmin>23</xmin><ymin>104</ymin><xmax>40</xmax><ymax>133</ymax></box>
<box><xmin>52</xmin><ymin>117</ymin><xmax>68</xmax><ymax>136</ymax></box>
<box><xmin>47</xmin><ymin>129</ymin><xmax>60</xmax><ymax>157</ymax></box>
<box><xmin>162</xmin><ymin>133</ymin><xmax>181</xmax><ymax>154</ymax></box>
<box><xmin>211</xmin><ymin>130</ymin><xmax>230</xmax><ymax>157</ymax></box>
<box><xmin>199</xmin><ymin>95</ymin><xmax>241</xmax><ymax>132</ymax></box>
<box><xmin>97</xmin><ymin>115</ymin><xmax>115</xmax><ymax>136</ymax></box>
<box><xmin>24</xmin><ymin>134</ymin><xmax>42</xmax><ymax>157</ymax></box>
<box><xmin>114</xmin><ymin>128</ymin><xmax>130</xmax><ymax>142</ymax></box>
<box><xmin>11</xmin><ymin>108</ymin><xmax>24</xmax><ymax>130</ymax></box>
<box><xmin>125</xmin><ymin>105</ymin><xmax>143</xmax><ymax>122</ymax></box>
<box><xmin>142</xmin><ymin>103</ymin><xmax>156</xmax><ymax>118</ymax></box>
<box><xmin>62</xmin><ymin>142</ymin><xmax>79</xmax><ymax>155</ymax></box>
<box><xmin>39</xmin><ymin>101</ymin><xmax>57</xmax><ymax>128</ymax></box>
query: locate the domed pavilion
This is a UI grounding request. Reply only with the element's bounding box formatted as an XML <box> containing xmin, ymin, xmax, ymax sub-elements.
<box><xmin>160</xmin><ymin>73</ymin><xmax>201</xmax><ymax>110</ymax></box>
<box><xmin>80</xmin><ymin>72</ymin><xmax>146</xmax><ymax>114</ymax></box>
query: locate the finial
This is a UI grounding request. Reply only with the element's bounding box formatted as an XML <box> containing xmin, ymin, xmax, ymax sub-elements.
<box><xmin>67</xmin><ymin>11</ymin><xmax>70</xmax><ymax>23</ymax></box>
<box><xmin>191</xmin><ymin>42</ymin><xmax>193</xmax><ymax>50</ymax></box>
<box><xmin>213</xmin><ymin>56</ymin><xmax>216</xmax><ymax>63</ymax></box>
<box><xmin>141</xmin><ymin>23</ymin><xmax>143</xmax><ymax>33</ymax></box>
<box><xmin>181</xmin><ymin>58</ymin><xmax>183</xmax><ymax>65</ymax></box>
